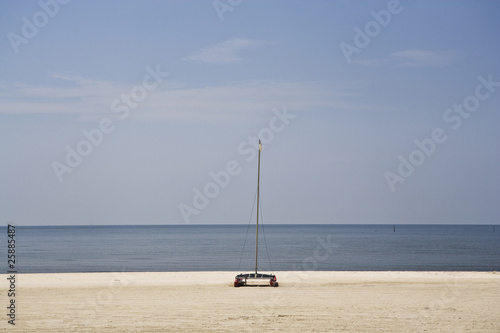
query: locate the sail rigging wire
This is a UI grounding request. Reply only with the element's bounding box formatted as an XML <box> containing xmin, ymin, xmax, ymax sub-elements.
<box><xmin>258</xmin><ymin>192</ymin><xmax>274</xmax><ymax>272</ymax></box>
<box><xmin>236</xmin><ymin>188</ymin><xmax>257</xmax><ymax>272</ymax></box>
<box><xmin>236</xmin><ymin>187</ymin><xmax>274</xmax><ymax>273</ymax></box>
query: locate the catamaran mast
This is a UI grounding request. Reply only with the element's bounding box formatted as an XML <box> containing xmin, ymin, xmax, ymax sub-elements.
<box><xmin>255</xmin><ymin>140</ymin><xmax>262</xmax><ymax>274</ymax></box>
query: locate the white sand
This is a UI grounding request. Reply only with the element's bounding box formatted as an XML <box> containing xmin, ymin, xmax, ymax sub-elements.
<box><xmin>2</xmin><ymin>271</ymin><xmax>499</xmax><ymax>332</ymax></box>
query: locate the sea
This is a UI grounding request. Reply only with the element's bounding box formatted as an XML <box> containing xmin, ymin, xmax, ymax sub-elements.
<box><xmin>3</xmin><ymin>224</ymin><xmax>499</xmax><ymax>273</ymax></box>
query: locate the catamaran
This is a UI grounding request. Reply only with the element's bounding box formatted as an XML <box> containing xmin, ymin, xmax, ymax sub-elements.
<box><xmin>234</xmin><ymin>140</ymin><xmax>279</xmax><ymax>287</ymax></box>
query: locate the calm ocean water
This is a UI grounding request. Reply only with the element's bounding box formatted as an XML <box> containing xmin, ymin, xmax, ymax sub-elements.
<box><xmin>3</xmin><ymin>224</ymin><xmax>499</xmax><ymax>273</ymax></box>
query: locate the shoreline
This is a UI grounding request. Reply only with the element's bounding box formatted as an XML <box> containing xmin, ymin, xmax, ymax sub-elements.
<box><xmin>6</xmin><ymin>270</ymin><xmax>499</xmax><ymax>288</ymax></box>
<box><xmin>5</xmin><ymin>271</ymin><xmax>499</xmax><ymax>291</ymax></box>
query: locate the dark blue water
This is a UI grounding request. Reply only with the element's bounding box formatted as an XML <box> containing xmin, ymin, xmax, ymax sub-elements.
<box><xmin>3</xmin><ymin>224</ymin><xmax>499</xmax><ymax>273</ymax></box>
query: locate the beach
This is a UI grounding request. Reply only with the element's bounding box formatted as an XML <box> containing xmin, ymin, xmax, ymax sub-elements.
<box><xmin>3</xmin><ymin>271</ymin><xmax>499</xmax><ymax>332</ymax></box>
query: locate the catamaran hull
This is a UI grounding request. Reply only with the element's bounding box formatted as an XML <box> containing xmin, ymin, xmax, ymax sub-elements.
<box><xmin>234</xmin><ymin>273</ymin><xmax>278</xmax><ymax>287</ymax></box>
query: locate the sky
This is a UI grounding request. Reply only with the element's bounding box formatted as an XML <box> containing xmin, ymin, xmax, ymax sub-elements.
<box><xmin>0</xmin><ymin>0</ymin><xmax>499</xmax><ymax>226</ymax></box>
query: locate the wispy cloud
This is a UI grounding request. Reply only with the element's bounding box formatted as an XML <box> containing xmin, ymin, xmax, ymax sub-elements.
<box><xmin>135</xmin><ymin>81</ymin><xmax>357</xmax><ymax>122</ymax></box>
<box><xmin>0</xmin><ymin>76</ymin><xmax>366</xmax><ymax>122</ymax></box>
<box><xmin>183</xmin><ymin>38</ymin><xmax>265</xmax><ymax>64</ymax></box>
<box><xmin>351</xmin><ymin>49</ymin><xmax>461</xmax><ymax>68</ymax></box>
<box><xmin>0</xmin><ymin>75</ymin><xmax>129</xmax><ymax>115</ymax></box>
<box><xmin>350</xmin><ymin>58</ymin><xmax>390</xmax><ymax>68</ymax></box>
<box><xmin>391</xmin><ymin>49</ymin><xmax>461</xmax><ymax>68</ymax></box>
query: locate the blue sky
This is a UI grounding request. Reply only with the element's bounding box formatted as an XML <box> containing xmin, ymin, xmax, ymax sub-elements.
<box><xmin>1</xmin><ymin>0</ymin><xmax>499</xmax><ymax>225</ymax></box>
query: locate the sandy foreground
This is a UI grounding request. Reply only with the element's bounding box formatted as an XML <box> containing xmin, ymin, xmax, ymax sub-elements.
<box><xmin>1</xmin><ymin>271</ymin><xmax>499</xmax><ymax>332</ymax></box>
